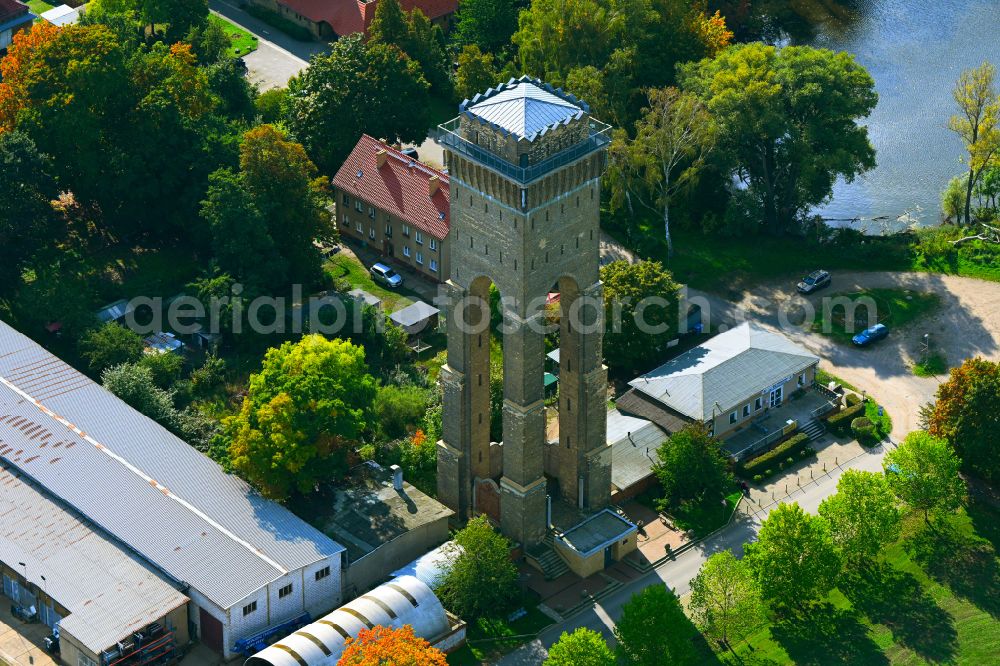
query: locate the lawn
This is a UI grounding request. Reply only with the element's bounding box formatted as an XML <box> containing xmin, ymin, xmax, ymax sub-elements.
<box><xmin>26</xmin><ymin>0</ymin><xmax>54</xmax><ymax>16</ymax></box>
<box><xmin>717</xmin><ymin>501</ymin><xmax>1000</xmax><ymax>665</ymax></box>
<box><xmin>208</xmin><ymin>15</ymin><xmax>258</xmax><ymax>58</ymax></box>
<box><xmin>811</xmin><ymin>288</ymin><xmax>940</xmax><ymax>344</ymax></box>
<box><xmin>913</xmin><ymin>352</ymin><xmax>949</xmax><ymax>377</ymax></box>
<box><xmin>815</xmin><ymin>368</ymin><xmax>859</xmax><ymax>392</ymax></box>
<box><xmin>325</xmin><ymin>253</ymin><xmax>416</xmax><ymax>313</ymax></box>
<box><xmin>446</xmin><ymin>602</ymin><xmax>553</xmax><ymax>665</ymax></box>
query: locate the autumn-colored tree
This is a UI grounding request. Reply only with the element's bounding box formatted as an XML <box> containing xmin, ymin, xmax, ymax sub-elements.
<box><xmin>949</xmin><ymin>62</ymin><xmax>1000</xmax><ymax>225</ymax></box>
<box><xmin>225</xmin><ymin>336</ymin><xmax>377</xmax><ymax>499</ymax></box>
<box><xmin>928</xmin><ymin>357</ymin><xmax>1000</xmax><ymax>483</ymax></box>
<box><xmin>337</xmin><ymin>625</ymin><xmax>447</xmax><ymax>666</ymax></box>
<box><xmin>454</xmin><ymin>44</ymin><xmax>498</xmax><ymax>102</ymax></box>
<box><xmin>0</xmin><ymin>22</ymin><xmax>61</xmax><ymax>132</ymax></box>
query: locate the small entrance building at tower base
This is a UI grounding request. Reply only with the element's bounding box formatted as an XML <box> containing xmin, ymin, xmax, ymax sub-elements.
<box><xmin>434</xmin><ymin>77</ymin><xmax>637</xmax><ymax>571</ymax></box>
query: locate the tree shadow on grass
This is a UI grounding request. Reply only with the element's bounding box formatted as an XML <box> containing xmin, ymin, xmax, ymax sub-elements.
<box><xmin>771</xmin><ymin>602</ymin><xmax>889</xmax><ymax>665</ymax></box>
<box><xmin>839</xmin><ymin>561</ymin><xmax>957</xmax><ymax>662</ymax></box>
<box><xmin>905</xmin><ymin>522</ymin><xmax>1000</xmax><ymax>617</ymax></box>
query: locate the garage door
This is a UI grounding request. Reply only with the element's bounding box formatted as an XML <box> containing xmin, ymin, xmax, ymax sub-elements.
<box><xmin>199</xmin><ymin>608</ymin><xmax>224</xmax><ymax>654</ymax></box>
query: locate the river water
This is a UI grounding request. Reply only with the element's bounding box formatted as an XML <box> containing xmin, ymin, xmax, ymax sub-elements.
<box><xmin>797</xmin><ymin>0</ymin><xmax>1000</xmax><ymax>232</ymax></box>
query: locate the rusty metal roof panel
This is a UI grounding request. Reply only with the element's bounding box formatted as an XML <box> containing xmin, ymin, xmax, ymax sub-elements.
<box><xmin>0</xmin><ymin>320</ymin><xmax>344</xmax><ymax>611</ymax></box>
<box><xmin>0</xmin><ymin>464</ymin><xmax>189</xmax><ymax>654</ymax></box>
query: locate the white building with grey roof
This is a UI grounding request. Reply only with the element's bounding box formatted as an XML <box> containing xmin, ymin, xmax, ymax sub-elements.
<box><xmin>0</xmin><ymin>319</ymin><xmax>346</xmax><ymax>660</ymax></box>
<box><xmin>618</xmin><ymin>322</ymin><xmax>820</xmax><ymax>441</ymax></box>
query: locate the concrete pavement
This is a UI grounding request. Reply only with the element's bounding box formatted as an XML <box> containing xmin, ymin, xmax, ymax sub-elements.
<box><xmin>209</xmin><ymin>0</ymin><xmax>330</xmax><ymax>89</ymax></box>
<box><xmin>498</xmin><ymin>446</ymin><xmax>890</xmax><ymax>664</ymax></box>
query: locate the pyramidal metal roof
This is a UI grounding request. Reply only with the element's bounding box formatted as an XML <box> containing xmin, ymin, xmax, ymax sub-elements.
<box><xmin>461</xmin><ymin>76</ymin><xmax>589</xmax><ymax>142</ymax></box>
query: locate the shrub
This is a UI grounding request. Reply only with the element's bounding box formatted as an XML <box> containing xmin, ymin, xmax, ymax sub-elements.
<box><xmin>845</xmin><ymin>392</ymin><xmax>862</xmax><ymax>407</ymax></box>
<box><xmin>827</xmin><ymin>402</ymin><xmax>866</xmax><ymax>434</ymax></box>
<box><xmin>738</xmin><ymin>433</ymin><xmax>813</xmax><ymax>478</ymax></box>
<box><xmin>852</xmin><ymin>416</ymin><xmax>880</xmax><ymax>446</ymax></box>
<box><xmin>752</xmin><ymin>474</ymin><xmax>763</xmax><ymax>483</ymax></box>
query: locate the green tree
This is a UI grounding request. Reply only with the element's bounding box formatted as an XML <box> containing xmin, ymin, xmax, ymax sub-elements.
<box><xmin>927</xmin><ymin>357</ymin><xmax>1000</xmax><ymax>483</ymax></box>
<box><xmin>613</xmin><ymin>585</ymin><xmax>695</xmax><ymax>665</ymax></box>
<box><xmin>883</xmin><ymin>431</ymin><xmax>965</xmax><ymax>526</ymax></box>
<box><xmin>439</xmin><ymin>516</ymin><xmax>518</xmax><ymax>619</ymax></box>
<box><xmin>743</xmin><ymin>502</ymin><xmax>841</xmax><ymax>609</ymax></box>
<box><xmin>607</xmin><ymin>87</ymin><xmax>715</xmax><ymax>257</ymax></box>
<box><xmin>679</xmin><ymin>43</ymin><xmax>877</xmax><ymax>234</ymax></box>
<box><xmin>288</xmin><ymin>35</ymin><xmax>430</xmax><ymax>174</ymax></box>
<box><xmin>653</xmin><ymin>425</ymin><xmax>733</xmax><ymax>511</ymax></box>
<box><xmin>949</xmin><ymin>62</ymin><xmax>1000</xmax><ymax>225</ymax></box>
<box><xmin>689</xmin><ymin>551</ymin><xmax>765</xmax><ymax>652</ymax></box>
<box><xmin>941</xmin><ymin>174</ymin><xmax>968</xmax><ymax>223</ymax></box>
<box><xmin>224</xmin><ymin>335</ymin><xmax>377</xmax><ymax>499</ymax></box>
<box><xmin>79</xmin><ymin>323</ymin><xmax>145</xmax><ymax>374</ymax></box>
<box><xmin>455</xmin><ymin>45</ymin><xmax>499</xmax><ymax>101</ymax></box>
<box><xmin>374</xmin><ymin>384</ymin><xmax>429</xmax><ymax>440</ymax></box>
<box><xmin>564</xmin><ymin>65</ymin><xmax>612</xmax><ymax>123</ymax></box>
<box><xmin>398</xmin><ymin>429</ymin><xmax>437</xmax><ymax>495</ymax></box>
<box><xmin>0</xmin><ymin>131</ymin><xmax>60</xmax><ymax>298</ymax></box>
<box><xmin>818</xmin><ymin>469</ymin><xmax>901</xmax><ymax>563</ymax></box>
<box><xmin>201</xmin><ymin>167</ymin><xmax>285</xmax><ymax>289</ymax></box>
<box><xmin>102</xmin><ymin>362</ymin><xmax>182</xmax><ymax>432</ymax></box>
<box><xmin>452</xmin><ymin>0</ymin><xmax>518</xmax><ymax>56</ymax></box>
<box><xmin>369</xmin><ymin>0</ymin><xmax>451</xmax><ymax>93</ymax></box>
<box><xmin>368</xmin><ymin>0</ymin><xmax>410</xmax><ymax>46</ymax></box>
<box><xmin>599</xmin><ymin>259</ymin><xmax>681</xmax><ymax>375</ymax></box>
<box><xmin>544</xmin><ymin>628</ymin><xmax>615</xmax><ymax>666</ymax></box>
<box><xmin>139</xmin><ymin>351</ymin><xmax>184</xmax><ymax>389</ymax></box>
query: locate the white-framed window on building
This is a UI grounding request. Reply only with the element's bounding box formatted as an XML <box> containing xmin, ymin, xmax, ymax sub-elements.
<box><xmin>403</xmin><ymin>246</ymin><xmax>411</xmax><ymax>257</ymax></box>
<box><xmin>429</xmin><ymin>238</ymin><xmax>437</xmax><ymax>251</ymax></box>
<box><xmin>430</xmin><ymin>259</ymin><xmax>438</xmax><ymax>272</ymax></box>
<box><xmin>385</xmin><ymin>222</ymin><xmax>392</xmax><ymax>237</ymax></box>
<box><xmin>355</xmin><ymin>200</ymin><xmax>363</xmax><ymax>212</ymax></box>
<box><xmin>416</xmin><ymin>251</ymin><xmax>424</xmax><ymax>265</ymax></box>
<box><xmin>368</xmin><ymin>206</ymin><xmax>375</xmax><ymax>219</ymax></box>
<box><xmin>242</xmin><ymin>601</ymin><xmax>257</xmax><ymax>616</ymax></box>
<box><xmin>355</xmin><ymin>221</ymin><xmax>362</xmax><ymax>233</ymax></box>
<box><xmin>402</xmin><ymin>224</ymin><xmax>411</xmax><ymax>237</ymax></box>
<box><xmin>755</xmin><ymin>396</ymin><xmax>763</xmax><ymax>411</ymax></box>
<box><xmin>278</xmin><ymin>583</ymin><xmax>293</xmax><ymax>599</ymax></box>
<box><xmin>798</xmin><ymin>372</ymin><xmax>806</xmax><ymax>386</ymax></box>
<box><xmin>729</xmin><ymin>411</ymin><xmax>738</xmax><ymax>424</ymax></box>
<box><xmin>743</xmin><ymin>404</ymin><xmax>750</xmax><ymax>418</ymax></box>
<box><xmin>369</xmin><ymin>227</ymin><xmax>375</xmax><ymax>240</ymax></box>
<box><xmin>342</xmin><ymin>194</ymin><xmax>350</xmax><ymax>206</ymax></box>
<box><xmin>315</xmin><ymin>566</ymin><xmax>331</xmax><ymax>581</ymax></box>
<box><xmin>415</xmin><ymin>231</ymin><xmax>423</xmax><ymax>245</ymax></box>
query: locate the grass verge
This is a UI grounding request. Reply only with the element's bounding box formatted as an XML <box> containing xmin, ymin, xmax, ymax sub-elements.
<box><xmin>913</xmin><ymin>352</ymin><xmax>949</xmax><ymax>377</ymax></box>
<box><xmin>447</xmin><ymin>603</ymin><xmax>553</xmax><ymax>665</ymax></box>
<box><xmin>669</xmin><ymin>490</ymin><xmax>743</xmax><ymax>538</ymax></box>
<box><xmin>26</xmin><ymin>0</ymin><xmax>54</xmax><ymax>16</ymax></box>
<box><xmin>325</xmin><ymin>253</ymin><xmax>415</xmax><ymax>313</ymax></box>
<box><xmin>717</xmin><ymin>501</ymin><xmax>1000</xmax><ymax>664</ymax></box>
<box><xmin>209</xmin><ymin>15</ymin><xmax>258</xmax><ymax>58</ymax></box>
<box><xmin>811</xmin><ymin>288</ymin><xmax>940</xmax><ymax>344</ymax></box>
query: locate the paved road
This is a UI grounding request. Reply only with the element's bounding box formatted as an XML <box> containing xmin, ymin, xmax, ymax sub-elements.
<box><xmin>499</xmin><ymin>448</ymin><xmax>888</xmax><ymax>664</ymax></box>
<box><xmin>209</xmin><ymin>0</ymin><xmax>330</xmax><ymax>89</ymax></box>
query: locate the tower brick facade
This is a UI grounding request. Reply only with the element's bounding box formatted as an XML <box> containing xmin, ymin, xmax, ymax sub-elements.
<box><xmin>435</xmin><ymin>77</ymin><xmax>612</xmax><ymax>548</ymax></box>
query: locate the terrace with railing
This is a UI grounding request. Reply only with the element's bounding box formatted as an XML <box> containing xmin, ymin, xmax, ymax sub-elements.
<box><xmin>434</xmin><ymin>116</ymin><xmax>612</xmax><ymax>185</ymax></box>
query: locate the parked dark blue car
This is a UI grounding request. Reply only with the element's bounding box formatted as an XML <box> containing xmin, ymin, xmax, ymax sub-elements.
<box><xmin>852</xmin><ymin>323</ymin><xmax>889</xmax><ymax>346</ymax></box>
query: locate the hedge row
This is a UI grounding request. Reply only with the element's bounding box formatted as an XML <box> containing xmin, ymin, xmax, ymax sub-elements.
<box><xmin>738</xmin><ymin>433</ymin><xmax>812</xmax><ymax>477</ymax></box>
<box><xmin>845</xmin><ymin>392</ymin><xmax>863</xmax><ymax>407</ymax></box>
<box><xmin>827</xmin><ymin>402</ymin><xmax>866</xmax><ymax>434</ymax></box>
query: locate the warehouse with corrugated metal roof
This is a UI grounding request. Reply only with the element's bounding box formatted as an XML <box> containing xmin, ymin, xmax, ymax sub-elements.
<box><xmin>0</xmin><ymin>319</ymin><xmax>347</xmax><ymax>660</ymax></box>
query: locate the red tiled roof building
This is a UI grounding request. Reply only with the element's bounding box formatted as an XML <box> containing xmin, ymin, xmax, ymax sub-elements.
<box><xmin>0</xmin><ymin>0</ymin><xmax>34</xmax><ymax>54</ymax></box>
<box><xmin>248</xmin><ymin>0</ymin><xmax>456</xmax><ymax>40</ymax></box>
<box><xmin>332</xmin><ymin>135</ymin><xmax>450</xmax><ymax>282</ymax></box>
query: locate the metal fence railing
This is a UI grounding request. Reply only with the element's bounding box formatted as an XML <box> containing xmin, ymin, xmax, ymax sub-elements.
<box><xmin>435</xmin><ymin>116</ymin><xmax>612</xmax><ymax>185</ymax></box>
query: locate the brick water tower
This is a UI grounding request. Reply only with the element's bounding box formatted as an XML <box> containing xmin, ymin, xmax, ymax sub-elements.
<box><xmin>435</xmin><ymin>77</ymin><xmax>613</xmax><ymax>548</ymax></box>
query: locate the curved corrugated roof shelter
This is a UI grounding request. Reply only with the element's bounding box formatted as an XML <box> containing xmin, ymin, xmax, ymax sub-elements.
<box><xmin>245</xmin><ymin>575</ymin><xmax>449</xmax><ymax>666</ymax></box>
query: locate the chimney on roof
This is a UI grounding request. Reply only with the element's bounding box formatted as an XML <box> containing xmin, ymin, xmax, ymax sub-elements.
<box><xmin>376</xmin><ymin>149</ymin><xmax>387</xmax><ymax>168</ymax></box>
<box><xmin>390</xmin><ymin>464</ymin><xmax>403</xmax><ymax>491</ymax></box>
<box><xmin>428</xmin><ymin>175</ymin><xmax>440</xmax><ymax>197</ymax></box>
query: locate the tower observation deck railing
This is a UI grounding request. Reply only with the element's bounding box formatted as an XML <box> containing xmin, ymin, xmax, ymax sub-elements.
<box><xmin>434</xmin><ymin>116</ymin><xmax>612</xmax><ymax>185</ymax></box>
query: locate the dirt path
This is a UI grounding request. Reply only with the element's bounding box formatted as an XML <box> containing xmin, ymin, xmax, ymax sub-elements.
<box><xmin>688</xmin><ymin>271</ymin><xmax>1000</xmax><ymax>438</ymax></box>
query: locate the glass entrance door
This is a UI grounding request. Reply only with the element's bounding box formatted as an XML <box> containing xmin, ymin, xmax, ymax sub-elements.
<box><xmin>769</xmin><ymin>386</ymin><xmax>783</xmax><ymax>408</ymax></box>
